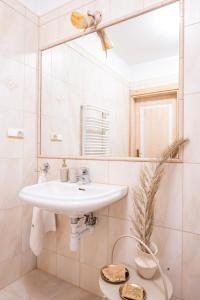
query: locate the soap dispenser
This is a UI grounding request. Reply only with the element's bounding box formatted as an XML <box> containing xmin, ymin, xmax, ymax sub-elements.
<box><xmin>60</xmin><ymin>159</ymin><xmax>68</xmax><ymax>182</ymax></box>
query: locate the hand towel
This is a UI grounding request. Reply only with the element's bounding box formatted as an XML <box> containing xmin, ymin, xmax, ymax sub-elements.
<box><xmin>30</xmin><ymin>207</ymin><xmax>44</xmax><ymax>256</ymax></box>
<box><xmin>30</xmin><ymin>171</ymin><xmax>56</xmax><ymax>256</ymax></box>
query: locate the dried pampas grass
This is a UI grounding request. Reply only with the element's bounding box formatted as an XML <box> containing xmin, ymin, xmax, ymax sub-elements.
<box><xmin>132</xmin><ymin>138</ymin><xmax>188</xmax><ymax>253</ymax></box>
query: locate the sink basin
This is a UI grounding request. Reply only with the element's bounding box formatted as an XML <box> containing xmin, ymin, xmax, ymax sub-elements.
<box><xmin>19</xmin><ymin>181</ymin><xmax>128</xmax><ymax>216</ymax></box>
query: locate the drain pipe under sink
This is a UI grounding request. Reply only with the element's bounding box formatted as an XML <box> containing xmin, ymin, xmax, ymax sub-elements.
<box><xmin>70</xmin><ymin>213</ymin><xmax>97</xmax><ymax>251</ymax></box>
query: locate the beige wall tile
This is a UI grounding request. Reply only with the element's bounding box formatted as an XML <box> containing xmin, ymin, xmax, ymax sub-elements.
<box><xmin>43</xmin><ymin>231</ymin><xmax>57</xmax><ymax>252</ymax></box>
<box><xmin>0</xmin><ymin>56</ymin><xmax>24</xmax><ymax>111</ymax></box>
<box><xmin>24</xmin><ymin>113</ymin><xmax>37</xmax><ymax>159</ymax></box>
<box><xmin>0</xmin><ymin>159</ymin><xmax>23</xmax><ymax>209</ymax></box>
<box><xmin>2</xmin><ymin>0</ymin><xmax>26</xmax><ymax>16</ymax></box>
<box><xmin>37</xmin><ymin>249</ymin><xmax>57</xmax><ymax>276</ymax></box>
<box><xmin>57</xmin><ymin>255</ymin><xmax>79</xmax><ymax>285</ymax></box>
<box><xmin>183</xmin><ymin>163</ymin><xmax>200</xmax><ymax>235</ymax></box>
<box><xmin>40</xmin><ymin>9</ymin><xmax>61</xmax><ymax>26</ymax></box>
<box><xmin>0</xmin><ymin>255</ymin><xmax>21</xmax><ymax>289</ymax></box>
<box><xmin>40</xmin><ymin>21</ymin><xmax>57</xmax><ymax>49</ymax></box>
<box><xmin>0</xmin><ymin>2</ymin><xmax>25</xmax><ymax>63</ymax></box>
<box><xmin>80</xmin><ymin>216</ymin><xmax>108</xmax><ymax>268</ymax></box>
<box><xmin>108</xmin><ymin>195</ymin><xmax>130</xmax><ymax>220</ymax></box>
<box><xmin>184</xmin><ymin>23</ymin><xmax>200</xmax><ymax>94</ymax></box>
<box><xmin>184</xmin><ymin>0</ymin><xmax>200</xmax><ymax>25</ymax></box>
<box><xmin>0</xmin><ymin>109</ymin><xmax>24</xmax><ymax>158</ymax></box>
<box><xmin>22</xmin><ymin>157</ymin><xmax>37</xmax><ymax>187</ymax></box>
<box><xmin>21</xmin><ymin>248</ymin><xmax>36</xmax><ymax>275</ymax></box>
<box><xmin>24</xmin><ymin>66</ymin><xmax>37</xmax><ymax>113</ymax></box>
<box><xmin>96</xmin><ymin>206</ymin><xmax>109</xmax><ymax>217</ymax></box>
<box><xmin>0</xmin><ymin>207</ymin><xmax>22</xmax><ymax>263</ymax></box>
<box><xmin>80</xmin><ymin>263</ymin><xmax>102</xmax><ymax>296</ymax></box>
<box><xmin>51</xmin><ymin>45</ymin><xmax>69</xmax><ymax>82</ymax></box>
<box><xmin>40</xmin><ymin>6</ymin><xmax>89</xmax><ymax>47</ymax></box>
<box><xmin>143</xmin><ymin>0</ymin><xmax>162</xmax><ymax>7</ymax></box>
<box><xmin>183</xmin><ymin>232</ymin><xmax>200</xmax><ymax>300</ymax></box>
<box><xmin>0</xmin><ymin>0</ymin><xmax>38</xmax><ymax>289</ymax></box>
<box><xmin>184</xmin><ymin>94</ymin><xmax>200</xmax><ymax>163</ymax></box>
<box><xmin>21</xmin><ymin>204</ymin><xmax>33</xmax><ymax>251</ymax></box>
<box><xmin>108</xmin><ymin>161</ymin><xmax>141</xmax><ymax>220</ymax></box>
<box><xmin>108</xmin><ymin>161</ymin><xmax>141</xmax><ymax>186</ymax></box>
<box><xmin>40</xmin><ymin>0</ymin><xmax>87</xmax><ymax>25</ymax></box>
<box><xmin>25</xmin><ymin>18</ymin><xmax>38</xmax><ymax>68</ymax></box>
<box><xmin>56</xmin><ymin>215</ymin><xmax>79</xmax><ymax>260</ymax></box>
<box><xmin>108</xmin><ymin>217</ymin><xmax>136</xmax><ymax>266</ymax></box>
<box><xmin>153</xmin><ymin>226</ymin><xmax>182</xmax><ymax>298</ymax></box>
<box><xmin>26</xmin><ymin>9</ymin><xmax>39</xmax><ymax>25</ymax></box>
<box><xmin>155</xmin><ymin>163</ymin><xmax>183</xmax><ymax>230</ymax></box>
<box><xmin>24</xmin><ymin>19</ymin><xmax>39</xmax><ymax>69</ymax></box>
<box><xmin>110</xmin><ymin>0</ymin><xmax>142</xmax><ymax>20</ymax></box>
<box><xmin>57</xmin><ymin>14</ymin><xmax>78</xmax><ymax>42</ymax></box>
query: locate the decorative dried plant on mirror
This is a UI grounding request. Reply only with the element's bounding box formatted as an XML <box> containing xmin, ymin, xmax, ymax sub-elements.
<box><xmin>71</xmin><ymin>10</ymin><xmax>113</xmax><ymax>54</ymax></box>
<box><xmin>132</xmin><ymin>138</ymin><xmax>188</xmax><ymax>253</ymax></box>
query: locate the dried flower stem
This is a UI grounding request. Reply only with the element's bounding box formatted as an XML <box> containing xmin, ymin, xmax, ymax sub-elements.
<box><xmin>132</xmin><ymin>138</ymin><xmax>188</xmax><ymax>253</ymax></box>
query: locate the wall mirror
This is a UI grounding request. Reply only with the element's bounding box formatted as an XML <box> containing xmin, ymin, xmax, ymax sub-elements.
<box><xmin>40</xmin><ymin>2</ymin><xmax>181</xmax><ymax>159</ymax></box>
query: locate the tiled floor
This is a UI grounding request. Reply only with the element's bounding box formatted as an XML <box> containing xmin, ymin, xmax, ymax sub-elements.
<box><xmin>0</xmin><ymin>269</ymin><xmax>101</xmax><ymax>300</ymax></box>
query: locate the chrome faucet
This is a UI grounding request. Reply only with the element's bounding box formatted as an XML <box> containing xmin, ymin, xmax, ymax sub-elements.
<box><xmin>78</xmin><ymin>167</ymin><xmax>90</xmax><ymax>184</ymax></box>
<box><xmin>40</xmin><ymin>162</ymin><xmax>50</xmax><ymax>174</ymax></box>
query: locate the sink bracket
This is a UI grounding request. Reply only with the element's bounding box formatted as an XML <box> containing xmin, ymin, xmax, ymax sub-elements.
<box><xmin>70</xmin><ymin>213</ymin><xmax>97</xmax><ymax>251</ymax></box>
<box><xmin>85</xmin><ymin>212</ymin><xmax>97</xmax><ymax>226</ymax></box>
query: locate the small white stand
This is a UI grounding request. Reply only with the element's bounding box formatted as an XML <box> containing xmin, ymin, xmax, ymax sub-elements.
<box><xmin>99</xmin><ymin>265</ymin><xmax>173</xmax><ymax>300</ymax></box>
<box><xmin>99</xmin><ymin>235</ymin><xmax>173</xmax><ymax>300</ymax></box>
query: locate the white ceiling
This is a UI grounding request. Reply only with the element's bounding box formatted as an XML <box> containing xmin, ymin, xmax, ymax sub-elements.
<box><xmin>107</xmin><ymin>2</ymin><xmax>179</xmax><ymax>65</ymax></box>
<box><xmin>18</xmin><ymin>0</ymin><xmax>72</xmax><ymax>15</ymax></box>
<box><xmin>72</xmin><ymin>2</ymin><xmax>179</xmax><ymax>81</ymax></box>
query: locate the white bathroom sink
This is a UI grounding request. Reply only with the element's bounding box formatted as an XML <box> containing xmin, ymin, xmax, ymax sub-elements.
<box><xmin>19</xmin><ymin>181</ymin><xmax>128</xmax><ymax>216</ymax></box>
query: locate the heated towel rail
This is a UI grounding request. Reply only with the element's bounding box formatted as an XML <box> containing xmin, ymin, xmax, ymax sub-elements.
<box><xmin>81</xmin><ymin>105</ymin><xmax>110</xmax><ymax>156</ymax></box>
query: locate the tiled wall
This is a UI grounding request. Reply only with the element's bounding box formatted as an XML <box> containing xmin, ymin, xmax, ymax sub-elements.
<box><xmin>182</xmin><ymin>0</ymin><xmax>200</xmax><ymax>299</ymax></box>
<box><xmin>3</xmin><ymin>0</ymin><xmax>200</xmax><ymax>298</ymax></box>
<box><xmin>38</xmin><ymin>0</ymin><xmax>200</xmax><ymax>300</ymax></box>
<box><xmin>0</xmin><ymin>0</ymin><xmax>38</xmax><ymax>288</ymax></box>
<box><xmin>41</xmin><ymin>43</ymin><xmax>129</xmax><ymax>157</ymax></box>
<box><xmin>38</xmin><ymin>158</ymin><xmax>184</xmax><ymax>299</ymax></box>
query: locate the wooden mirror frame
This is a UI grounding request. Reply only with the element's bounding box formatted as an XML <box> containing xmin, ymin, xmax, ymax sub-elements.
<box><xmin>38</xmin><ymin>0</ymin><xmax>183</xmax><ymax>162</ymax></box>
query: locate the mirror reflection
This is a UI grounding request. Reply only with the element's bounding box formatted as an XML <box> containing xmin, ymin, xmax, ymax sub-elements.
<box><xmin>40</xmin><ymin>2</ymin><xmax>180</xmax><ymax>158</ymax></box>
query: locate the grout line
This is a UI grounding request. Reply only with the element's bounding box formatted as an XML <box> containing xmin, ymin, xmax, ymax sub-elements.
<box><xmin>184</xmin><ymin>91</ymin><xmax>200</xmax><ymax>96</ymax></box>
<box><xmin>185</xmin><ymin>20</ymin><xmax>200</xmax><ymax>28</ymax></box>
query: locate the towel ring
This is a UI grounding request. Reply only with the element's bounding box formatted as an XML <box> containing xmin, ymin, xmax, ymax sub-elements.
<box><xmin>111</xmin><ymin>235</ymin><xmax>168</xmax><ymax>300</ymax></box>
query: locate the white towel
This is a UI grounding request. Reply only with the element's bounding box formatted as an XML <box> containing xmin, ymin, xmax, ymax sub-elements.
<box><xmin>30</xmin><ymin>171</ymin><xmax>56</xmax><ymax>256</ymax></box>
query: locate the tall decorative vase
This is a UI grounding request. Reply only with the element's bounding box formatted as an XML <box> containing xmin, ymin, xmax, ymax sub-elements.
<box><xmin>134</xmin><ymin>242</ymin><xmax>158</xmax><ymax>279</ymax></box>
